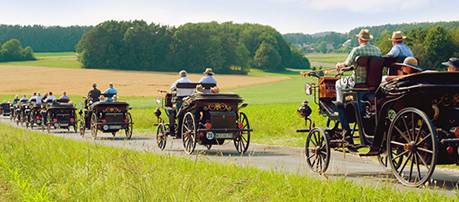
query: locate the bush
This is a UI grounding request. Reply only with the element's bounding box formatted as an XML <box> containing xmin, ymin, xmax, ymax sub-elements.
<box><xmin>0</xmin><ymin>39</ymin><xmax>35</xmax><ymax>62</ymax></box>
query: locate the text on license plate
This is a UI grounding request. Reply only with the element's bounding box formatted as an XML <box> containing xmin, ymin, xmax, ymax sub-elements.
<box><xmin>215</xmin><ymin>133</ymin><xmax>233</xmax><ymax>139</ymax></box>
<box><xmin>109</xmin><ymin>125</ymin><xmax>122</xmax><ymax>129</ymax></box>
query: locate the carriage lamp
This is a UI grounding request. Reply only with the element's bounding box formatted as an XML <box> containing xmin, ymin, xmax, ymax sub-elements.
<box><xmin>447</xmin><ymin>146</ymin><xmax>455</xmax><ymax>154</ymax></box>
<box><xmin>298</xmin><ymin>101</ymin><xmax>312</xmax><ymax>118</ymax></box>
<box><xmin>451</xmin><ymin>127</ymin><xmax>459</xmax><ymax>138</ymax></box>
<box><xmin>154</xmin><ymin>108</ymin><xmax>161</xmax><ymax>118</ymax></box>
<box><xmin>205</xmin><ymin>122</ymin><xmax>212</xmax><ymax>129</ymax></box>
<box><xmin>238</xmin><ymin>122</ymin><xmax>244</xmax><ymax>129</ymax></box>
<box><xmin>103</xmin><ymin>125</ymin><xmax>109</xmax><ymax>131</ymax></box>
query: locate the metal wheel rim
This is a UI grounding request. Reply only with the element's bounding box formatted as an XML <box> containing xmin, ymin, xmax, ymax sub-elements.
<box><xmin>91</xmin><ymin>114</ymin><xmax>98</xmax><ymax>139</ymax></box>
<box><xmin>305</xmin><ymin>128</ymin><xmax>330</xmax><ymax>174</ymax></box>
<box><xmin>387</xmin><ymin>108</ymin><xmax>437</xmax><ymax>187</ymax></box>
<box><xmin>156</xmin><ymin>124</ymin><xmax>167</xmax><ymax>150</ymax></box>
<box><xmin>181</xmin><ymin>112</ymin><xmax>197</xmax><ymax>155</ymax></box>
<box><xmin>125</xmin><ymin>113</ymin><xmax>133</xmax><ymax>139</ymax></box>
<box><xmin>234</xmin><ymin>112</ymin><xmax>250</xmax><ymax>154</ymax></box>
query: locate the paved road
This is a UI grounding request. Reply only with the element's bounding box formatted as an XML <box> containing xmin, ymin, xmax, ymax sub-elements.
<box><xmin>1</xmin><ymin>117</ymin><xmax>459</xmax><ymax>195</ymax></box>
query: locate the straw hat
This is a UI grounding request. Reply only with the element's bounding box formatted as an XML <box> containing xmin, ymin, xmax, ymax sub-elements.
<box><xmin>355</xmin><ymin>29</ymin><xmax>373</xmax><ymax>41</ymax></box>
<box><xmin>394</xmin><ymin>57</ymin><xmax>423</xmax><ymax>71</ymax></box>
<box><xmin>389</xmin><ymin>31</ymin><xmax>407</xmax><ymax>41</ymax></box>
<box><xmin>179</xmin><ymin>70</ymin><xmax>187</xmax><ymax>77</ymax></box>
<box><xmin>204</xmin><ymin>68</ymin><xmax>214</xmax><ymax>75</ymax></box>
<box><xmin>442</xmin><ymin>58</ymin><xmax>459</xmax><ymax>68</ymax></box>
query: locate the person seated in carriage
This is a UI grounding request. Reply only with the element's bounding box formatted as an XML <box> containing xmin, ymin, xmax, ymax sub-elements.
<box><xmin>171</xmin><ymin>70</ymin><xmax>192</xmax><ymax>90</ymax></box>
<box><xmin>19</xmin><ymin>95</ymin><xmax>28</xmax><ymax>104</ymax></box>
<box><xmin>383</xmin><ymin>57</ymin><xmax>423</xmax><ymax>82</ymax></box>
<box><xmin>334</xmin><ymin>29</ymin><xmax>381</xmax><ymax>146</ymax></box>
<box><xmin>198</xmin><ymin>68</ymin><xmax>217</xmax><ymax>93</ymax></box>
<box><xmin>88</xmin><ymin>83</ymin><xmax>102</xmax><ymax>103</ymax></box>
<box><xmin>385</xmin><ymin>31</ymin><xmax>413</xmax><ymax>59</ymax></box>
<box><xmin>12</xmin><ymin>95</ymin><xmax>20</xmax><ymax>105</ymax></box>
<box><xmin>103</xmin><ymin>83</ymin><xmax>117</xmax><ymax>102</ymax></box>
<box><xmin>44</xmin><ymin>92</ymin><xmax>56</xmax><ymax>104</ymax></box>
<box><xmin>59</xmin><ymin>92</ymin><xmax>70</xmax><ymax>103</ymax></box>
<box><xmin>442</xmin><ymin>57</ymin><xmax>459</xmax><ymax>72</ymax></box>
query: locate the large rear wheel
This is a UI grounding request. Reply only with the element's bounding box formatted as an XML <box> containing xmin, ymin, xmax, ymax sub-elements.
<box><xmin>305</xmin><ymin>128</ymin><xmax>330</xmax><ymax>174</ymax></box>
<box><xmin>387</xmin><ymin>108</ymin><xmax>437</xmax><ymax>187</ymax></box>
<box><xmin>125</xmin><ymin>112</ymin><xmax>133</xmax><ymax>139</ymax></box>
<box><xmin>181</xmin><ymin>112</ymin><xmax>197</xmax><ymax>155</ymax></box>
<box><xmin>234</xmin><ymin>112</ymin><xmax>250</xmax><ymax>154</ymax></box>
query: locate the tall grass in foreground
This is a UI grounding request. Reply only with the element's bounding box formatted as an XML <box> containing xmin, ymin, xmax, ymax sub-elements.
<box><xmin>0</xmin><ymin>124</ymin><xmax>455</xmax><ymax>201</ymax></box>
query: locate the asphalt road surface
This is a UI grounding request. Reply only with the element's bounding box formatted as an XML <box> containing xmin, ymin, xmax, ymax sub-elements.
<box><xmin>1</xmin><ymin>116</ymin><xmax>459</xmax><ymax>196</ymax></box>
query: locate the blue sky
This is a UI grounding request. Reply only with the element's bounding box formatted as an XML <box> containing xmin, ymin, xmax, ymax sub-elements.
<box><xmin>1</xmin><ymin>0</ymin><xmax>458</xmax><ymax>33</ymax></box>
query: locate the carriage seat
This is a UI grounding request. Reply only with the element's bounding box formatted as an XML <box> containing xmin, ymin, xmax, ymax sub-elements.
<box><xmin>350</xmin><ymin>56</ymin><xmax>385</xmax><ymax>92</ymax></box>
<box><xmin>175</xmin><ymin>83</ymin><xmax>217</xmax><ymax>97</ymax></box>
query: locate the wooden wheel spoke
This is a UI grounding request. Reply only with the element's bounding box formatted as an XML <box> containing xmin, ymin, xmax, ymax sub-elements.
<box><xmin>417</xmin><ymin>147</ymin><xmax>433</xmax><ymax>154</ymax></box>
<box><xmin>408</xmin><ymin>153</ymin><xmax>415</xmax><ymax>182</ymax></box>
<box><xmin>415</xmin><ymin>119</ymin><xmax>424</xmax><ymax>143</ymax></box>
<box><xmin>398</xmin><ymin>153</ymin><xmax>412</xmax><ymax>176</ymax></box>
<box><xmin>415</xmin><ymin>152</ymin><xmax>430</xmax><ymax>169</ymax></box>
<box><xmin>401</xmin><ymin>115</ymin><xmax>412</xmax><ymax>140</ymax></box>
<box><xmin>414</xmin><ymin>153</ymin><xmax>422</xmax><ymax>181</ymax></box>
<box><xmin>416</xmin><ymin>134</ymin><xmax>431</xmax><ymax>146</ymax></box>
<box><xmin>390</xmin><ymin>141</ymin><xmax>405</xmax><ymax>147</ymax></box>
<box><xmin>392</xmin><ymin>150</ymin><xmax>409</xmax><ymax>160</ymax></box>
<box><xmin>394</xmin><ymin>125</ymin><xmax>410</xmax><ymax>143</ymax></box>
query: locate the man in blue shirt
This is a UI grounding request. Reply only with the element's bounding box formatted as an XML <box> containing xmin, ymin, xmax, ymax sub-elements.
<box><xmin>386</xmin><ymin>31</ymin><xmax>413</xmax><ymax>58</ymax></box>
<box><xmin>198</xmin><ymin>68</ymin><xmax>217</xmax><ymax>85</ymax></box>
<box><xmin>104</xmin><ymin>83</ymin><xmax>117</xmax><ymax>102</ymax></box>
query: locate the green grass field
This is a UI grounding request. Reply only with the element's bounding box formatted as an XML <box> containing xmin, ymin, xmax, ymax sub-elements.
<box><xmin>0</xmin><ymin>52</ymin><xmax>81</xmax><ymax>69</ymax></box>
<box><xmin>306</xmin><ymin>53</ymin><xmax>347</xmax><ymax>68</ymax></box>
<box><xmin>0</xmin><ymin>124</ymin><xmax>453</xmax><ymax>201</ymax></box>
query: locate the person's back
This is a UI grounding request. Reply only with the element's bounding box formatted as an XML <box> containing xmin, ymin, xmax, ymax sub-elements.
<box><xmin>104</xmin><ymin>83</ymin><xmax>117</xmax><ymax>102</ymax></box>
<box><xmin>386</xmin><ymin>31</ymin><xmax>413</xmax><ymax>58</ymax></box>
<box><xmin>88</xmin><ymin>85</ymin><xmax>101</xmax><ymax>102</ymax></box>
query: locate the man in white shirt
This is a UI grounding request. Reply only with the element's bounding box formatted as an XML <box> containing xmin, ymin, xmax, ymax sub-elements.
<box><xmin>171</xmin><ymin>70</ymin><xmax>192</xmax><ymax>90</ymax></box>
<box><xmin>44</xmin><ymin>92</ymin><xmax>56</xmax><ymax>103</ymax></box>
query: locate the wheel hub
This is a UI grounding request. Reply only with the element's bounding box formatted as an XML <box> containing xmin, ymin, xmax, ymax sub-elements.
<box><xmin>404</xmin><ymin>141</ymin><xmax>417</xmax><ymax>152</ymax></box>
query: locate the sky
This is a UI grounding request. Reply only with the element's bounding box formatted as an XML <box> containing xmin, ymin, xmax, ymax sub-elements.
<box><xmin>1</xmin><ymin>0</ymin><xmax>458</xmax><ymax>34</ymax></box>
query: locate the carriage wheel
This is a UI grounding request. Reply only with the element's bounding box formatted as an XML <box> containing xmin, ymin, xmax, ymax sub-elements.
<box><xmin>79</xmin><ymin>118</ymin><xmax>86</xmax><ymax>137</ymax></box>
<box><xmin>156</xmin><ymin>123</ymin><xmax>167</xmax><ymax>150</ymax></box>
<box><xmin>90</xmin><ymin>113</ymin><xmax>98</xmax><ymax>139</ymax></box>
<box><xmin>181</xmin><ymin>112</ymin><xmax>197</xmax><ymax>155</ymax></box>
<box><xmin>305</xmin><ymin>128</ymin><xmax>330</xmax><ymax>174</ymax></box>
<box><xmin>234</xmin><ymin>112</ymin><xmax>250</xmax><ymax>154</ymax></box>
<box><xmin>387</xmin><ymin>108</ymin><xmax>438</xmax><ymax>187</ymax></box>
<box><xmin>125</xmin><ymin>112</ymin><xmax>133</xmax><ymax>139</ymax></box>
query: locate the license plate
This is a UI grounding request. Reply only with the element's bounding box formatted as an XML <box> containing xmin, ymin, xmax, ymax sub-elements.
<box><xmin>215</xmin><ymin>133</ymin><xmax>233</xmax><ymax>139</ymax></box>
<box><xmin>109</xmin><ymin>125</ymin><xmax>122</xmax><ymax>130</ymax></box>
<box><xmin>60</xmin><ymin>123</ymin><xmax>69</xmax><ymax>127</ymax></box>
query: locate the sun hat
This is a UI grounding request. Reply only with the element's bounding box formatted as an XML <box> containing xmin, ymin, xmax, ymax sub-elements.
<box><xmin>394</xmin><ymin>57</ymin><xmax>424</xmax><ymax>71</ymax></box>
<box><xmin>204</xmin><ymin>68</ymin><xmax>214</xmax><ymax>75</ymax></box>
<box><xmin>355</xmin><ymin>29</ymin><xmax>373</xmax><ymax>41</ymax></box>
<box><xmin>389</xmin><ymin>31</ymin><xmax>407</xmax><ymax>41</ymax></box>
<box><xmin>179</xmin><ymin>70</ymin><xmax>187</xmax><ymax>77</ymax></box>
<box><xmin>442</xmin><ymin>58</ymin><xmax>459</xmax><ymax>68</ymax></box>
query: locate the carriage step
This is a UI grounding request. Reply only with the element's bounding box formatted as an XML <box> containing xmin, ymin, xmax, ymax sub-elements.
<box><xmin>359</xmin><ymin>151</ymin><xmax>380</xmax><ymax>157</ymax></box>
<box><xmin>296</xmin><ymin>129</ymin><xmax>310</xmax><ymax>133</ymax></box>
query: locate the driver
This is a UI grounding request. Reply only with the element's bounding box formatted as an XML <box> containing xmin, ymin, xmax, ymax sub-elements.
<box><xmin>88</xmin><ymin>83</ymin><xmax>102</xmax><ymax>103</ymax></box>
<box><xmin>103</xmin><ymin>83</ymin><xmax>117</xmax><ymax>102</ymax></box>
<box><xmin>335</xmin><ymin>29</ymin><xmax>381</xmax><ymax>147</ymax></box>
<box><xmin>12</xmin><ymin>95</ymin><xmax>20</xmax><ymax>105</ymax></box>
<box><xmin>171</xmin><ymin>70</ymin><xmax>192</xmax><ymax>91</ymax></box>
<box><xmin>442</xmin><ymin>58</ymin><xmax>459</xmax><ymax>72</ymax></box>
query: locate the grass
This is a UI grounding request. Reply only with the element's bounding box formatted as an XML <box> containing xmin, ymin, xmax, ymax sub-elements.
<box><xmin>0</xmin><ymin>124</ymin><xmax>455</xmax><ymax>201</ymax></box>
<box><xmin>0</xmin><ymin>52</ymin><xmax>81</xmax><ymax>69</ymax></box>
<box><xmin>306</xmin><ymin>53</ymin><xmax>347</xmax><ymax>68</ymax></box>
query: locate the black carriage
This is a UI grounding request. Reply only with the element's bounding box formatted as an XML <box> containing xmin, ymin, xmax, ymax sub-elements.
<box><xmin>155</xmin><ymin>83</ymin><xmax>251</xmax><ymax>154</ymax></box>
<box><xmin>26</xmin><ymin>103</ymin><xmax>45</xmax><ymax>129</ymax></box>
<box><xmin>298</xmin><ymin>56</ymin><xmax>459</xmax><ymax>187</ymax></box>
<box><xmin>0</xmin><ymin>102</ymin><xmax>11</xmax><ymax>116</ymax></box>
<box><xmin>44</xmin><ymin>102</ymin><xmax>78</xmax><ymax>132</ymax></box>
<box><xmin>79</xmin><ymin>101</ymin><xmax>133</xmax><ymax>139</ymax></box>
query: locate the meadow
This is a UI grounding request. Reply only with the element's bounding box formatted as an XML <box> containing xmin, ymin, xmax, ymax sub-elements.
<box><xmin>0</xmin><ymin>124</ymin><xmax>454</xmax><ymax>201</ymax></box>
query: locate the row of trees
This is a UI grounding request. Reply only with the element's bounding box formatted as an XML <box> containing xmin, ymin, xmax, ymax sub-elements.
<box><xmin>77</xmin><ymin>20</ymin><xmax>310</xmax><ymax>74</ymax></box>
<box><xmin>0</xmin><ymin>39</ymin><xmax>35</xmax><ymax>62</ymax></box>
<box><xmin>0</xmin><ymin>25</ymin><xmax>91</xmax><ymax>52</ymax></box>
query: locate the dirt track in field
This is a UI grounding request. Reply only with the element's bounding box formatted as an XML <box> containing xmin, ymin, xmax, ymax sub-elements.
<box><xmin>1</xmin><ymin>117</ymin><xmax>458</xmax><ymax>196</ymax></box>
<box><xmin>0</xmin><ymin>65</ymin><xmax>288</xmax><ymax>96</ymax></box>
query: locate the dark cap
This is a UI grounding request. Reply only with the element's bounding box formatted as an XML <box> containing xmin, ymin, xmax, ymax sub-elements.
<box><xmin>442</xmin><ymin>58</ymin><xmax>459</xmax><ymax>68</ymax></box>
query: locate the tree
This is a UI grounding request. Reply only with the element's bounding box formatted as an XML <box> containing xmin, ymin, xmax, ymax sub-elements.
<box><xmin>423</xmin><ymin>26</ymin><xmax>454</xmax><ymax>67</ymax></box>
<box><xmin>0</xmin><ymin>39</ymin><xmax>35</xmax><ymax>61</ymax></box>
<box><xmin>254</xmin><ymin>42</ymin><xmax>282</xmax><ymax>71</ymax></box>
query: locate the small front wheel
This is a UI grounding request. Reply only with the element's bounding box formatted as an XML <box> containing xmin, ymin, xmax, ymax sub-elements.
<box><xmin>156</xmin><ymin>123</ymin><xmax>167</xmax><ymax>150</ymax></box>
<box><xmin>305</xmin><ymin>128</ymin><xmax>330</xmax><ymax>174</ymax></box>
<box><xmin>125</xmin><ymin>112</ymin><xmax>133</xmax><ymax>139</ymax></box>
<box><xmin>90</xmin><ymin>113</ymin><xmax>98</xmax><ymax>139</ymax></box>
<box><xmin>234</xmin><ymin>112</ymin><xmax>250</xmax><ymax>154</ymax></box>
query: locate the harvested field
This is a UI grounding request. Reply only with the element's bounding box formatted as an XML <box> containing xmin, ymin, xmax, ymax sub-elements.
<box><xmin>0</xmin><ymin>65</ymin><xmax>288</xmax><ymax>96</ymax></box>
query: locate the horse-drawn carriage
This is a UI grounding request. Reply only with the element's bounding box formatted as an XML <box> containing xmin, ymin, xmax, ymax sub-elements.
<box><xmin>155</xmin><ymin>83</ymin><xmax>252</xmax><ymax>154</ymax></box>
<box><xmin>79</xmin><ymin>99</ymin><xmax>133</xmax><ymax>139</ymax></box>
<box><xmin>298</xmin><ymin>56</ymin><xmax>459</xmax><ymax>187</ymax></box>
<box><xmin>26</xmin><ymin>102</ymin><xmax>44</xmax><ymax>129</ymax></box>
<box><xmin>44</xmin><ymin>102</ymin><xmax>78</xmax><ymax>132</ymax></box>
<box><xmin>0</xmin><ymin>102</ymin><xmax>11</xmax><ymax>117</ymax></box>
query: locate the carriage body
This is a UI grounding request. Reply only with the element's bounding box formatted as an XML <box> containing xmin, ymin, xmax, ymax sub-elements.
<box><xmin>298</xmin><ymin>56</ymin><xmax>459</xmax><ymax>187</ymax></box>
<box><xmin>80</xmin><ymin>101</ymin><xmax>133</xmax><ymax>139</ymax></box>
<box><xmin>0</xmin><ymin>102</ymin><xmax>11</xmax><ymax>116</ymax></box>
<box><xmin>45</xmin><ymin>102</ymin><xmax>77</xmax><ymax>132</ymax></box>
<box><xmin>179</xmin><ymin>93</ymin><xmax>251</xmax><ymax>154</ymax></box>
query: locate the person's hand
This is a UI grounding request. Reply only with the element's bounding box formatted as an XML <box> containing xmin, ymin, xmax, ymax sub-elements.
<box><xmin>336</xmin><ymin>63</ymin><xmax>345</xmax><ymax>72</ymax></box>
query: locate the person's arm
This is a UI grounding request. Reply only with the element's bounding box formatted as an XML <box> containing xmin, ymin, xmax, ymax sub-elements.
<box><xmin>386</xmin><ymin>45</ymin><xmax>400</xmax><ymax>57</ymax></box>
<box><xmin>343</xmin><ymin>48</ymin><xmax>357</xmax><ymax>67</ymax></box>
